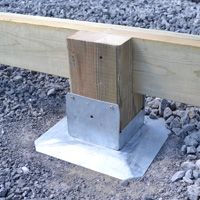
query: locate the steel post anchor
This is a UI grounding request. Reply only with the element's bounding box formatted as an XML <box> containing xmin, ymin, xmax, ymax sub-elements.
<box><xmin>35</xmin><ymin>93</ymin><xmax>169</xmax><ymax>180</ymax></box>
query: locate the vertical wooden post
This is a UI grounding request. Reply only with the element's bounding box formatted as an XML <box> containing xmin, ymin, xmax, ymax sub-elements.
<box><xmin>67</xmin><ymin>31</ymin><xmax>144</xmax><ymax>130</ymax></box>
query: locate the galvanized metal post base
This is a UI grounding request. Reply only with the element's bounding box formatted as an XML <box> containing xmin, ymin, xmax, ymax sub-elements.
<box><xmin>65</xmin><ymin>93</ymin><xmax>144</xmax><ymax>150</ymax></box>
<box><xmin>35</xmin><ymin>93</ymin><xmax>169</xmax><ymax>180</ymax></box>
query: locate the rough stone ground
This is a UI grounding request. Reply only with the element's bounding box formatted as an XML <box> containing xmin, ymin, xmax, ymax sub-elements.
<box><xmin>0</xmin><ymin>0</ymin><xmax>200</xmax><ymax>34</ymax></box>
<box><xmin>0</xmin><ymin>0</ymin><xmax>200</xmax><ymax>199</ymax></box>
<box><xmin>0</xmin><ymin>66</ymin><xmax>186</xmax><ymax>200</ymax></box>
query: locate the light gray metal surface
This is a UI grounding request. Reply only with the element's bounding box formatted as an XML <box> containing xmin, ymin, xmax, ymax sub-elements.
<box><xmin>66</xmin><ymin>93</ymin><xmax>144</xmax><ymax>150</ymax></box>
<box><xmin>66</xmin><ymin>93</ymin><xmax>120</xmax><ymax>149</ymax></box>
<box><xmin>119</xmin><ymin>110</ymin><xmax>144</xmax><ymax>149</ymax></box>
<box><xmin>35</xmin><ymin>116</ymin><xmax>169</xmax><ymax>180</ymax></box>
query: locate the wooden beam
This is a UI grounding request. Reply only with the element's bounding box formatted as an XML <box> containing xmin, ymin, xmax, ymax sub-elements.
<box><xmin>0</xmin><ymin>13</ymin><xmax>200</xmax><ymax>106</ymax></box>
<box><xmin>133</xmin><ymin>39</ymin><xmax>200</xmax><ymax>106</ymax></box>
<box><xmin>1</xmin><ymin>12</ymin><xmax>199</xmax><ymax>47</ymax></box>
<box><xmin>67</xmin><ymin>31</ymin><xmax>144</xmax><ymax>129</ymax></box>
<box><xmin>0</xmin><ymin>14</ymin><xmax>74</xmax><ymax>77</ymax></box>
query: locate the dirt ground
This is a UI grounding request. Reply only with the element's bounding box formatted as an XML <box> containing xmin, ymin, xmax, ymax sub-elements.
<box><xmin>0</xmin><ymin>98</ymin><xmax>189</xmax><ymax>200</ymax></box>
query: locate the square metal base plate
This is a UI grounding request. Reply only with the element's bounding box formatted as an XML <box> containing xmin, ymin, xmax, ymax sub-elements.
<box><xmin>35</xmin><ymin>117</ymin><xmax>169</xmax><ymax>180</ymax></box>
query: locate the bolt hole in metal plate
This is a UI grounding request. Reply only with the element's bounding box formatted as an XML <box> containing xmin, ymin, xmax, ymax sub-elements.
<box><xmin>66</xmin><ymin>93</ymin><xmax>120</xmax><ymax>150</ymax></box>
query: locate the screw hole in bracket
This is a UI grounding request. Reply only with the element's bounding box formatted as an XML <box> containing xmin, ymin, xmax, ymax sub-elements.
<box><xmin>99</xmin><ymin>56</ymin><xmax>103</xmax><ymax>59</ymax></box>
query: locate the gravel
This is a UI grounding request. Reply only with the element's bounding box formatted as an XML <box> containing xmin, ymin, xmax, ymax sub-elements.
<box><xmin>0</xmin><ymin>0</ymin><xmax>200</xmax><ymax>35</ymax></box>
<box><xmin>0</xmin><ymin>0</ymin><xmax>200</xmax><ymax>199</ymax></box>
<box><xmin>163</xmin><ymin>107</ymin><xmax>173</xmax><ymax>120</ymax></box>
<box><xmin>146</xmin><ymin>97</ymin><xmax>200</xmax><ymax>199</ymax></box>
<box><xmin>0</xmin><ymin>65</ymin><xmax>69</xmax><ymax>123</ymax></box>
<box><xmin>187</xmin><ymin>184</ymin><xmax>200</xmax><ymax>200</ymax></box>
<box><xmin>171</xmin><ymin>171</ymin><xmax>185</xmax><ymax>182</ymax></box>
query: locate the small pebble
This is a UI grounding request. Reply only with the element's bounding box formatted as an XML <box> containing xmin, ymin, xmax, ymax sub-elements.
<box><xmin>47</xmin><ymin>88</ymin><xmax>56</xmax><ymax>96</ymax></box>
<box><xmin>187</xmin><ymin>146</ymin><xmax>197</xmax><ymax>154</ymax></box>
<box><xmin>181</xmin><ymin>161</ymin><xmax>196</xmax><ymax>171</ymax></box>
<box><xmin>21</xmin><ymin>166</ymin><xmax>30</xmax><ymax>174</ymax></box>
<box><xmin>149</xmin><ymin>112</ymin><xmax>158</xmax><ymax>120</ymax></box>
<box><xmin>171</xmin><ymin>171</ymin><xmax>185</xmax><ymax>182</ymax></box>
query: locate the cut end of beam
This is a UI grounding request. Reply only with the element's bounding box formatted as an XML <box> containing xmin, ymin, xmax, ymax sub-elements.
<box><xmin>68</xmin><ymin>31</ymin><xmax>132</xmax><ymax>46</ymax></box>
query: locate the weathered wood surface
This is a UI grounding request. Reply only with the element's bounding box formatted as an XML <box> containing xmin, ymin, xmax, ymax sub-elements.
<box><xmin>67</xmin><ymin>31</ymin><xmax>144</xmax><ymax>129</ymax></box>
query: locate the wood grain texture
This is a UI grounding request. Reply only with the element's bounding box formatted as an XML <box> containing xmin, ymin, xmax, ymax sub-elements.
<box><xmin>133</xmin><ymin>38</ymin><xmax>200</xmax><ymax>105</ymax></box>
<box><xmin>67</xmin><ymin>31</ymin><xmax>144</xmax><ymax>129</ymax></box>
<box><xmin>1</xmin><ymin>12</ymin><xmax>200</xmax><ymax>47</ymax></box>
<box><xmin>117</xmin><ymin>39</ymin><xmax>144</xmax><ymax>129</ymax></box>
<box><xmin>0</xmin><ymin>13</ymin><xmax>200</xmax><ymax>106</ymax></box>
<box><xmin>67</xmin><ymin>32</ymin><xmax>119</xmax><ymax>102</ymax></box>
<box><xmin>0</xmin><ymin>20</ymin><xmax>74</xmax><ymax>77</ymax></box>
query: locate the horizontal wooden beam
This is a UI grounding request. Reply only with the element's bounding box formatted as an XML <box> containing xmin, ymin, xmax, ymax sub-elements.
<box><xmin>0</xmin><ymin>12</ymin><xmax>200</xmax><ymax>106</ymax></box>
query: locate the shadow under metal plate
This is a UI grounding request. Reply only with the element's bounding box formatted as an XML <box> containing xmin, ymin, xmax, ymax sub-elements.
<box><xmin>35</xmin><ymin>116</ymin><xmax>169</xmax><ymax>180</ymax></box>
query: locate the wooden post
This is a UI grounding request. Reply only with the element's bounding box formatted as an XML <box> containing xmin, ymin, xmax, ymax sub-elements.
<box><xmin>67</xmin><ymin>31</ymin><xmax>144</xmax><ymax>130</ymax></box>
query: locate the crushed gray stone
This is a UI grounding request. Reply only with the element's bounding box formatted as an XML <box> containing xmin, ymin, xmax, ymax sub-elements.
<box><xmin>183</xmin><ymin>176</ymin><xmax>194</xmax><ymax>184</ymax></box>
<box><xmin>149</xmin><ymin>112</ymin><xmax>158</xmax><ymax>120</ymax></box>
<box><xmin>181</xmin><ymin>161</ymin><xmax>196</xmax><ymax>171</ymax></box>
<box><xmin>187</xmin><ymin>154</ymin><xmax>198</xmax><ymax>160</ymax></box>
<box><xmin>187</xmin><ymin>146</ymin><xmax>197</xmax><ymax>154</ymax></box>
<box><xmin>193</xmin><ymin>170</ymin><xmax>200</xmax><ymax>179</ymax></box>
<box><xmin>0</xmin><ymin>0</ymin><xmax>200</xmax><ymax>199</ymax></box>
<box><xmin>185</xmin><ymin>169</ymin><xmax>194</xmax><ymax>180</ymax></box>
<box><xmin>163</xmin><ymin>107</ymin><xmax>173</xmax><ymax>120</ymax></box>
<box><xmin>184</xmin><ymin>136</ymin><xmax>198</xmax><ymax>147</ymax></box>
<box><xmin>196</xmin><ymin>160</ymin><xmax>200</xmax><ymax>169</ymax></box>
<box><xmin>171</xmin><ymin>171</ymin><xmax>185</xmax><ymax>182</ymax></box>
<box><xmin>187</xmin><ymin>184</ymin><xmax>200</xmax><ymax>200</ymax></box>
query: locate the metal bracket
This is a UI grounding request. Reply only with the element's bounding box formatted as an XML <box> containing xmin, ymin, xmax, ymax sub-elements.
<box><xmin>34</xmin><ymin>93</ymin><xmax>169</xmax><ymax>180</ymax></box>
<box><xmin>66</xmin><ymin>93</ymin><xmax>144</xmax><ymax>150</ymax></box>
